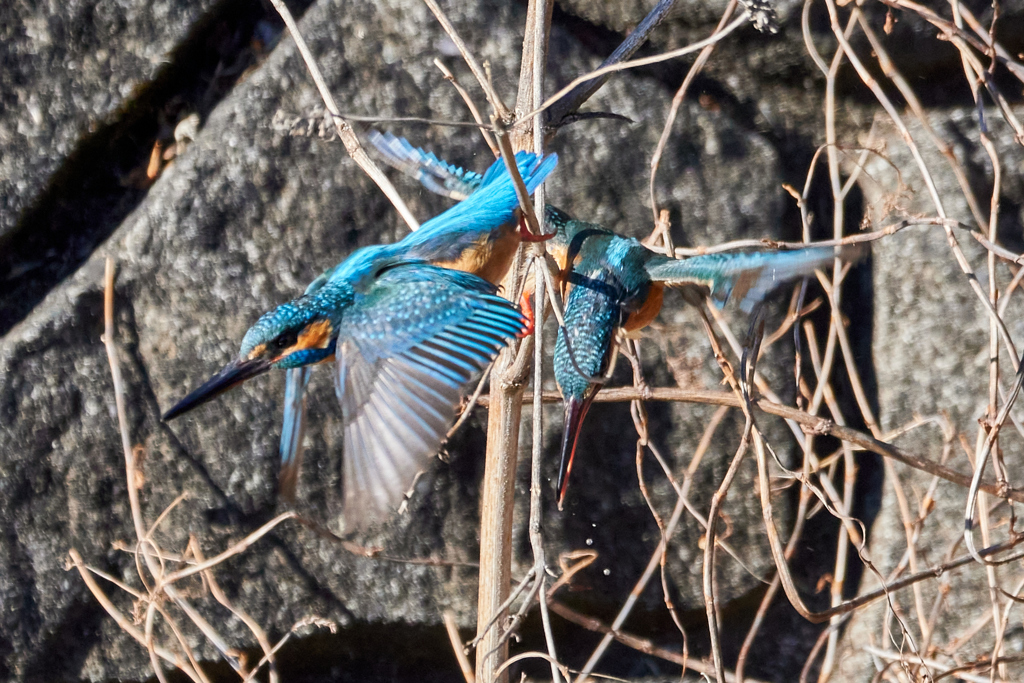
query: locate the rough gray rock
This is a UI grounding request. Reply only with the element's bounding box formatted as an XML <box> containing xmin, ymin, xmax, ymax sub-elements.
<box><xmin>0</xmin><ymin>0</ymin><xmax>810</xmax><ymax>680</ymax></box>
<box><xmin>859</xmin><ymin>109</ymin><xmax>1024</xmax><ymax>444</ymax></box>
<box><xmin>830</xmin><ymin>109</ymin><xmax>1024</xmax><ymax>681</ymax></box>
<box><xmin>0</xmin><ymin>0</ymin><xmax>219</xmax><ymax>245</ymax></box>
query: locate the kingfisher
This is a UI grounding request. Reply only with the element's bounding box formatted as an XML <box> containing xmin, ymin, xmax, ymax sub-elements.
<box><xmin>368</xmin><ymin>134</ymin><xmax>856</xmax><ymax>506</ymax></box>
<box><xmin>544</xmin><ymin>207</ymin><xmax>853</xmax><ymax>505</ymax></box>
<box><xmin>163</xmin><ymin>254</ymin><xmax>527</xmax><ymax>526</ymax></box>
<box><xmin>275</xmin><ymin>142</ymin><xmax>556</xmax><ymax>509</ymax></box>
<box><xmin>164</xmin><ymin>145</ymin><xmax>556</xmax><ymax>526</ymax></box>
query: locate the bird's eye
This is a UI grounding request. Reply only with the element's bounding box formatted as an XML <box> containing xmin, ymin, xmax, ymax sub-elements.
<box><xmin>270</xmin><ymin>330</ymin><xmax>298</xmax><ymax>352</ymax></box>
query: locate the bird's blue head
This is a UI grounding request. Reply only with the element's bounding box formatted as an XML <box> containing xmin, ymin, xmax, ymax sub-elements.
<box><xmin>162</xmin><ymin>281</ymin><xmax>351</xmax><ymax>421</ymax></box>
<box><xmin>240</xmin><ymin>302</ymin><xmax>337</xmax><ymax>370</ymax></box>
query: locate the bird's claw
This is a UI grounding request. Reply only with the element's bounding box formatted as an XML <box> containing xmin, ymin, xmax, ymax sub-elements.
<box><xmin>518</xmin><ymin>291</ymin><xmax>535</xmax><ymax>338</ymax></box>
<box><xmin>518</xmin><ymin>215</ymin><xmax>556</xmax><ymax>243</ymax></box>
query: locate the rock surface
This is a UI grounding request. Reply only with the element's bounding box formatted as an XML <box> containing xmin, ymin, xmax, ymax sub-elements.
<box><xmin>0</xmin><ymin>0</ymin><xmax>810</xmax><ymax>680</ymax></box>
<box><xmin>0</xmin><ymin>0</ymin><xmax>218</xmax><ymax>245</ymax></box>
<box><xmin>4</xmin><ymin>0</ymin><xmax>1022</xmax><ymax>680</ymax></box>
<box><xmin>831</xmin><ymin>109</ymin><xmax>1024</xmax><ymax>682</ymax></box>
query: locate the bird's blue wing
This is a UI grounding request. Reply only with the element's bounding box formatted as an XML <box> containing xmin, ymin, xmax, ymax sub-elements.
<box><xmin>368</xmin><ymin>130</ymin><xmax>484</xmax><ymax>200</ymax></box>
<box><xmin>335</xmin><ymin>264</ymin><xmax>526</xmax><ymax>527</ymax></box>
<box><xmin>644</xmin><ymin>247</ymin><xmax>847</xmax><ymax>312</ymax></box>
<box><xmin>277</xmin><ymin>263</ymin><xmax>352</xmax><ymax>501</ymax></box>
<box><xmin>278</xmin><ymin>366</ymin><xmax>312</xmax><ymax>502</ymax></box>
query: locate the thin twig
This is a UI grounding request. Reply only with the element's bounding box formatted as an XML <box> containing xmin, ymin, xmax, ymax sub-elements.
<box><xmin>546</xmin><ymin>0</ymin><xmax>680</xmax><ymax>127</ymax></box>
<box><xmin>434</xmin><ymin>58</ymin><xmax>499</xmax><ymax>154</ymax></box>
<box><xmin>422</xmin><ymin>0</ymin><xmax>511</xmax><ymax>121</ymax></box>
<box><xmin>482</xmin><ymin>387</ymin><xmax>1024</xmax><ymax>503</ymax></box>
<box><xmin>266</xmin><ymin>0</ymin><xmax>419</xmax><ymax>230</ymax></box>
<box><xmin>649</xmin><ymin>0</ymin><xmax>738</xmax><ymax>226</ymax></box>
<box><xmin>444</xmin><ymin>611</ymin><xmax>475</xmax><ymax>683</ymax></box>
<box><xmin>69</xmin><ymin>549</ymin><xmax>203</xmax><ymax>682</ymax></box>
<box><xmin>513</xmin><ymin>12</ymin><xmax>751</xmax><ymax>129</ymax></box>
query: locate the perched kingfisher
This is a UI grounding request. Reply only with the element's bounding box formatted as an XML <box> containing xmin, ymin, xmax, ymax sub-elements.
<box><xmin>543</xmin><ymin>207</ymin><xmax>853</xmax><ymax>505</ymax></box>
<box><xmin>164</xmin><ymin>146</ymin><xmax>556</xmax><ymax>526</ymax></box>
<box><xmin>368</xmin><ymin>134</ymin><xmax>856</xmax><ymax>506</ymax></box>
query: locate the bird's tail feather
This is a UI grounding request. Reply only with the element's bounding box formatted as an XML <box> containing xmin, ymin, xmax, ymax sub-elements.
<box><xmin>368</xmin><ymin>130</ymin><xmax>557</xmax><ymax>202</ymax></box>
<box><xmin>368</xmin><ymin>130</ymin><xmax>484</xmax><ymax>200</ymax></box>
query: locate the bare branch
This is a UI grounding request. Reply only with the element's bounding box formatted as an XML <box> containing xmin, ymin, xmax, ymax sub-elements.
<box><xmin>546</xmin><ymin>0</ymin><xmax>679</xmax><ymax>126</ymax></box>
<box><xmin>266</xmin><ymin>0</ymin><xmax>420</xmax><ymax>230</ymax></box>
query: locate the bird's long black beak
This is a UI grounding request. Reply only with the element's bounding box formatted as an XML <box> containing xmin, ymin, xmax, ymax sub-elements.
<box><xmin>557</xmin><ymin>393</ymin><xmax>596</xmax><ymax>510</ymax></box>
<box><xmin>162</xmin><ymin>357</ymin><xmax>272</xmax><ymax>421</ymax></box>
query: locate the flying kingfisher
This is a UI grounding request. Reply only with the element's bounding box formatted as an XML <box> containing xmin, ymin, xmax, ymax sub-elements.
<box><xmin>163</xmin><ymin>146</ymin><xmax>556</xmax><ymax>526</ymax></box>
<box><xmin>368</xmin><ymin>134</ymin><xmax>856</xmax><ymax>505</ymax></box>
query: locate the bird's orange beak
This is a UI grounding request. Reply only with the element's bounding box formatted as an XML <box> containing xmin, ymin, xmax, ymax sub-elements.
<box><xmin>162</xmin><ymin>356</ymin><xmax>272</xmax><ymax>421</ymax></box>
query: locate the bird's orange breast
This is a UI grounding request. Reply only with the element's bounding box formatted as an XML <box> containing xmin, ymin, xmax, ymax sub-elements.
<box><xmin>434</xmin><ymin>223</ymin><xmax>520</xmax><ymax>286</ymax></box>
<box><xmin>623</xmin><ymin>283</ymin><xmax>664</xmax><ymax>332</ymax></box>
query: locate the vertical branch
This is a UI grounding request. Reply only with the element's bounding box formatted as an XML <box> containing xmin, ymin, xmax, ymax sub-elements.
<box><xmin>475</xmin><ymin>335</ymin><xmax>527</xmax><ymax>683</ymax></box>
<box><xmin>735</xmin><ymin>485</ymin><xmax>814</xmax><ymax>683</ymax></box>
<box><xmin>817</xmin><ymin>14</ymin><xmax>857</xmax><ymax>679</ymax></box>
<box><xmin>531</xmin><ymin>254</ymin><xmax>560</xmax><ymax>683</ymax></box>
<box><xmin>529</xmin><ymin>5</ymin><xmax>560</xmax><ymax>681</ymax></box>
<box><xmin>511</xmin><ymin>0</ymin><xmax>554</xmax><ymax>150</ymax></box>
<box><xmin>475</xmin><ymin>4</ymin><xmax>552</xmax><ymax>681</ymax></box>
<box><xmin>704</xmin><ymin>422</ymin><xmax>753</xmax><ymax>683</ymax></box>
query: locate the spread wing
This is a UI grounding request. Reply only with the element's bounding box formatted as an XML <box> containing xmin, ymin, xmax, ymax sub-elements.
<box><xmin>644</xmin><ymin>246</ymin><xmax>848</xmax><ymax>312</ymax></box>
<box><xmin>336</xmin><ymin>265</ymin><xmax>526</xmax><ymax>528</ymax></box>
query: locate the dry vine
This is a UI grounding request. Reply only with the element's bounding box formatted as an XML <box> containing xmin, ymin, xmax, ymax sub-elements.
<box><xmin>72</xmin><ymin>0</ymin><xmax>1024</xmax><ymax>681</ymax></box>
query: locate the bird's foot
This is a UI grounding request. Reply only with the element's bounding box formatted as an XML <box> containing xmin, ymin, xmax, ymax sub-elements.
<box><xmin>518</xmin><ymin>215</ymin><xmax>555</xmax><ymax>243</ymax></box>
<box><xmin>518</xmin><ymin>290</ymin><xmax>535</xmax><ymax>338</ymax></box>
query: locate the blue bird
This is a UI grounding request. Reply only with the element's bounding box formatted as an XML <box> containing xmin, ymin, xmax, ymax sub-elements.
<box><xmin>544</xmin><ymin>207</ymin><xmax>854</xmax><ymax>504</ymax></box>
<box><xmin>164</xmin><ymin>145</ymin><xmax>556</xmax><ymax>525</ymax></box>
<box><xmin>163</xmin><ymin>255</ymin><xmax>526</xmax><ymax>526</ymax></box>
<box><xmin>368</xmin><ymin>131</ymin><xmax>558</xmax><ymax>282</ymax></box>
<box><xmin>273</xmin><ymin>142</ymin><xmax>556</xmax><ymax>509</ymax></box>
<box><xmin>368</xmin><ymin>134</ymin><xmax>857</xmax><ymax>505</ymax></box>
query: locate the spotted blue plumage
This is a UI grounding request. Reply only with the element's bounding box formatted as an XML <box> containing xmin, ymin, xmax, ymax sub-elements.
<box><xmin>226</xmin><ymin>258</ymin><xmax>526</xmax><ymax>526</ymax></box>
<box><xmin>330</xmin><ymin>265</ymin><xmax>525</xmax><ymax>520</ymax></box>
<box><xmin>275</xmin><ymin>141</ymin><xmax>555</xmax><ymax>520</ymax></box>
<box><xmin>544</xmin><ymin>205</ymin><xmax>853</xmax><ymax>503</ymax></box>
